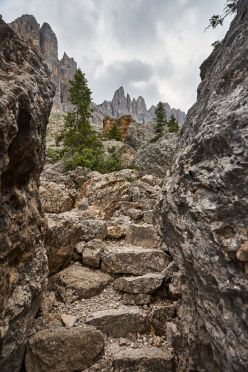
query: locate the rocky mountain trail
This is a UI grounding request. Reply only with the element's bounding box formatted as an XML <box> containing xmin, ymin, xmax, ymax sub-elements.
<box><xmin>28</xmin><ymin>157</ymin><xmax>181</xmax><ymax>371</ymax></box>
<box><xmin>2</xmin><ymin>1</ymin><xmax>248</xmax><ymax>371</ymax></box>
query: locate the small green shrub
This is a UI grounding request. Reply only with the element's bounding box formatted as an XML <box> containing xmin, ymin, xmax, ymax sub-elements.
<box><xmin>46</xmin><ymin>147</ymin><xmax>63</xmax><ymax>162</ymax></box>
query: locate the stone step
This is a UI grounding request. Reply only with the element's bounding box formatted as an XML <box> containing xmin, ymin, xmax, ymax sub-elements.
<box><xmin>113</xmin><ymin>273</ymin><xmax>164</xmax><ymax>294</ymax></box>
<box><xmin>85</xmin><ymin>342</ymin><xmax>174</xmax><ymax>372</ymax></box>
<box><xmin>101</xmin><ymin>245</ymin><xmax>170</xmax><ymax>275</ymax></box>
<box><xmin>111</xmin><ymin>345</ymin><xmax>174</xmax><ymax>372</ymax></box>
<box><xmin>25</xmin><ymin>326</ymin><xmax>104</xmax><ymax>372</ymax></box>
<box><xmin>49</xmin><ymin>263</ymin><xmax>112</xmax><ymax>302</ymax></box>
<box><xmin>86</xmin><ymin>306</ymin><xmax>149</xmax><ymax>338</ymax></box>
<box><xmin>126</xmin><ymin>223</ymin><xmax>161</xmax><ymax>248</ymax></box>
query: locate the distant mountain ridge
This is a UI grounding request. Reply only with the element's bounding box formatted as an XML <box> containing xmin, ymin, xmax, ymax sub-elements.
<box><xmin>93</xmin><ymin>87</ymin><xmax>186</xmax><ymax>127</ymax></box>
<box><xmin>9</xmin><ymin>15</ymin><xmax>186</xmax><ymax>126</ymax></box>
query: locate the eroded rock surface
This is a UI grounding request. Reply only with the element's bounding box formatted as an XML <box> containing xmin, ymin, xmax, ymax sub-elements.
<box><xmin>134</xmin><ymin>134</ymin><xmax>178</xmax><ymax>177</ymax></box>
<box><xmin>159</xmin><ymin>3</ymin><xmax>248</xmax><ymax>370</ymax></box>
<box><xmin>0</xmin><ymin>19</ymin><xmax>54</xmax><ymax>371</ymax></box>
<box><xmin>25</xmin><ymin>326</ymin><xmax>104</xmax><ymax>372</ymax></box>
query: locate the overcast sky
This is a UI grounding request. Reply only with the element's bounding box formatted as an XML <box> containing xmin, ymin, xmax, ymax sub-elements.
<box><xmin>1</xmin><ymin>0</ymin><xmax>232</xmax><ymax>112</ymax></box>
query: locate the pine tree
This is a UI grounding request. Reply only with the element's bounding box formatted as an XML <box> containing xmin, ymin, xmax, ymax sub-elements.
<box><xmin>61</xmin><ymin>69</ymin><xmax>103</xmax><ymax>170</ymax></box>
<box><xmin>107</xmin><ymin>121</ymin><xmax>122</xmax><ymax>141</ymax></box>
<box><xmin>206</xmin><ymin>1</ymin><xmax>238</xmax><ymax>30</ymax></box>
<box><xmin>154</xmin><ymin>102</ymin><xmax>167</xmax><ymax>137</ymax></box>
<box><xmin>168</xmin><ymin>114</ymin><xmax>179</xmax><ymax>133</ymax></box>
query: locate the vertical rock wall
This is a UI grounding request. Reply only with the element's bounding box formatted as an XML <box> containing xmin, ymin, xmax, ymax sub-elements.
<box><xmin>0</xmin><ymin>19</ymin><xmax>54</xmax><ymax>371</ymax></box>
<box><xmin>159</xmin><ymin>2</ymin><xmax>248</xmax><ymax>371</ymax></box>
<box><xmin>9</xmin><ymin>15</ymin><xmax>77</xmax><ymax>113</ymax></box>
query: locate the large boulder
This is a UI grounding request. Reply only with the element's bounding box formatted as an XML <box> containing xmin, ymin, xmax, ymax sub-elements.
<box><xmin>125</xmin><ymin>121</ymin><xmax>154</xmax><ymax>149</ymax></box>
<box><xmin>159</xmin><ymin>4</ymin><xmax>248</xmax><ymax>371</ymax></box>
<box><xmin>102</xmin><ymin>140</ymin><xmax>136</xmax><ymax>167</ymax></box>
<box><xmin>25</xmin><ymin>326</ymin><xmax>104</xmax><ymax>372</ymax></box>
<box><xmin>45</xmin><ymin>210</ymin><xmax>106</xmax><ymax>274</ymax></box>
<box><xmin>39</xmin><ymin>181</ymin><xmax>74</xmax><ymax>213</ymax></box>
<box><xmin>76</xmin><ymin>169</ymin><xmax>138</xmax><ymax>219</ymax></box>
<box><xmin>50</xmin><ymin>263</ymin><xmax>112</xmax><ymax>301</ymax></box>
<box><xmin>134</xmin><ymin>134</ymin><xmax>178</xmax><ymax>177</ymax></box>
<box><xmin>0</xmin><ymin>19</ymin><xmax>54</xmax><ymax>371</ymax></box>
<box><xmin>101</xmin><ymin>245</ymin><xmax>170</xmax><ymax>275</ymax></box>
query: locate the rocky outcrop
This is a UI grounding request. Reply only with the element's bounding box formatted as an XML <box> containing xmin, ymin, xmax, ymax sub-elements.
<box><xmin>94</xmin><ymin>86</ymin><xmax>186</xmax><ymax>127</ymax></box>
<box><xmin>0</xmin><ymin>18</ymin><xmax>54</xmax><ymax>372</ymax></box>
<box><xmin>103</xmin><ymin>115</ymin><xmax>135</xmax><ymax>140</ymax></box>
<box><xmin>134</xmin><ymin>133</ymin><xmax>178</xmax><ymax>177</ymax></box>
<box><xmin>159</xmin><ymin>2</ymin><xmax>248</xmax><ymax>370</ymax></box>
<box><xmin>9</xmin><ymin>15</ymin><xmax>77</xmax><ymax>112</ymax></box>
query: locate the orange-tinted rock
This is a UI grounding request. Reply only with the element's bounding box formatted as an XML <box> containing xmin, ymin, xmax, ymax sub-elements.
<box><xmin>103</xmin><ymin>115</ymin><xmax>135</xmax><ymax>141</ymax></box>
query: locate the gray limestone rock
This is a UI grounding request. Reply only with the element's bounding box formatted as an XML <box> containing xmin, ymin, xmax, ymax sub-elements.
<box><xmin>123</xmin><ymin>293</ymin><xmax>152</xmax><ymax>305</ymax></box>
<box><xmin>25</xmin><ymin>326</ymin><xmax>104</xmax><ymax>372</ymax></box>
<box><xmin>86</xmin><ymin>307</ymin><xmax>149</xmax><ymax>337</ymax></box>
<box><xmin>82</xmin><ymin>239</ymin><xmax>106</xmax><ymax>268</ymax></box>
<box><xmin>159</xmin><ymin>3</ymin><xmax>248</xmax><ymax>370</ymax></box>
<box><xmin>0</xmin><ymin>18</ymin><xmax>54</xmax><ymax>372</ymax></box>
<box><xmin>101</xmin><ymin>245</ymin><xmax>170</xmax><ymax>275</ymax></box>
<box><xmin>111</xmin><ymin>345</ymin><xmax>174</xmax><ymax>372</ymax></box>
<box><xmin>126</xmin><ymin>223</ymin><xmax>162</xmax><ymax>248</ymax></box>
<box><xmin>50</xmin><ymin>263</ymin><xmax>112</xmax><ymax>301</ymax></box>
<box><xmin>9</xmin><ymin>15</ymin><xmax>77</xmax><ymax>113</ymax></box>
<box><xmin>113</xmin><ymin>273</ymin><xmax>164</xmax><ymax>294</ymax></box>
<box><xmin>134</xmin><ymin>133</ymin><xmax>178</xmax><ymax>177</ymax></box>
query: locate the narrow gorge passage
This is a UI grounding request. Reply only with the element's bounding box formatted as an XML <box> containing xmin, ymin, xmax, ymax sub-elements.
<box><xmin>0</xmin><ymin>1</ymin><xmax>248</xmax><ymax>371</ymax></box>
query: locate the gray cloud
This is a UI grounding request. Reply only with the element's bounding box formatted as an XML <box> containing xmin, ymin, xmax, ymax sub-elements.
<box><xmin>1</xmin><ymin>0</ymin><xmax>232</xmax><ymax>111</ymax></box>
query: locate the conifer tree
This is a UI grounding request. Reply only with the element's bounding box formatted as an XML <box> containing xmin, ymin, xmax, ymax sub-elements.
<box><xmin>206</xmin><ymin>1</ymin><xmax>238</xmax><ymax>29</ymax></box>
<box><xmin>154</xmin><ymin>102</ymin><xmax>167</xmax><ymax>137</ymax></box>
<box><xmin>61</xmin><ymin>69</ymin><xmax>103</xmax><ymax>170</ymax></box>
<box><xmin>107</xmin><ymin>122</ymin><xmax>122</xmax><ymax>141</ymax></box>
<box><xmin>168</xmin><ymin>114</ymin><xmax>179</xmax><ymax>133</ymax></box>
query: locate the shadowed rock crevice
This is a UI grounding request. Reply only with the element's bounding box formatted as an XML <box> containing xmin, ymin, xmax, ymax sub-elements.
<box><xmin>2</xmin><ymin>107</ymin><xmax>35</xmax><ymax>189</ymax></box>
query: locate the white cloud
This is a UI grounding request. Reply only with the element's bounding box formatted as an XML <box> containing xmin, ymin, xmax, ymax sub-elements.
<box><xmin>0</xmin><ymin>0</ymin><xmax>232</xmax><ymax>111</ymax></box>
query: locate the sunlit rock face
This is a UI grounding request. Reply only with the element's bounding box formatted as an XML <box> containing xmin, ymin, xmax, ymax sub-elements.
<box><xmin>159</xmin><ymin>2</ymin><xmax>248</xmax><ymax>371</ymax></box>
<box><xmin>9</xmin><ymin>14</ymin><xmax>77</xmax><ymax>112</ymax></box>
<box><xmin>0</xmin><ymin>19</ymin><xmax>54</xmax><ymax>372</ymax></box>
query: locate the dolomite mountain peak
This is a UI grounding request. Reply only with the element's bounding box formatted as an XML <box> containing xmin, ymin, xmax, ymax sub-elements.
<box><xmin>9</xmin><ymin>15</ymin><xmax>186</xmax><ymax>128</ymax></box>
<box><xmin>9</xmin><ymin>14</ymin><xmax>77</xmax><ymax>112</ymax></box>
<box><xmin>96</xmin><ymin>86</ymin><xmax>186</xmax><ymax>126</ymax></box>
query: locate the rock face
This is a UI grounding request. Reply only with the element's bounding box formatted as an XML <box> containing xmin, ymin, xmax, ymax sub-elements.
<box><xmin>134</xmin><ymin>133</ymin><xmax>178</xmax><ymax>177</ymax></box>
<box><xmin>9</xmin><ymin>14</ymin><xmax>77</xmax><ymax>112</ymax></box>
<box><xmin>103</xmin><ymin>115</ymin><xmax>135</xmax><ymax>140</ymax></box>
<box><xmin>95</xmin><ymin>86</ymin><xmax>186</xmax><ymax>126</ymax></box>
<box><xmin>159</xmin><ymin>3</ymin><xmax>248</xmax><ymax>371</ymax></box>
<box><xmin>0</xmin><ymin>18</ymin><xmax>54</xmax><ymax>372</ymax></box>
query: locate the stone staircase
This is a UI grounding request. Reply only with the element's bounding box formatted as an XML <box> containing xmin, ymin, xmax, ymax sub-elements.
<box><xmin>26</xmin><ymin>170</ymin><xmax>180</xmax><ymax>371</ymax></box>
